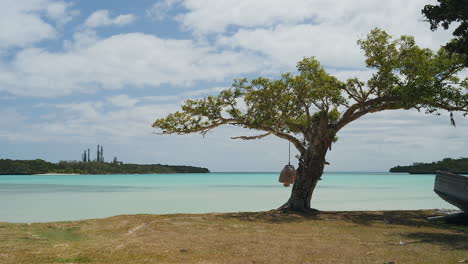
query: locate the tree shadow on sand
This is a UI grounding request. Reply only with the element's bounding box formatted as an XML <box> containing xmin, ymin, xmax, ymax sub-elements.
<box><xmin>221</xmin><ymin>210</ymin><xmax>468</xmax><ymax>250</ymax></box>
<box><xmin>400</xmin><ymin>232</ymin><xmax>468</xmax><ymax>250</ymax></box>
<box><xmin>222</xmin><ymin>210</ymin><xmax>468</xmax><ymax>229</ymax></box>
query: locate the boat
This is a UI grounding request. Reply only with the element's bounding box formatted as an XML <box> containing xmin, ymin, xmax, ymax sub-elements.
<box><xmin>433</xmin><ymin>170</ymin><xmax>468</xmax><ymax>212</ymax></box>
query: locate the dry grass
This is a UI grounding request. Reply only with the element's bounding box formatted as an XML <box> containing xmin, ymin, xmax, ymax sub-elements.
<box><xmin>0</xmin><ymin>210</ymin><xmax>467</xmax><ymax>264</ymax></box>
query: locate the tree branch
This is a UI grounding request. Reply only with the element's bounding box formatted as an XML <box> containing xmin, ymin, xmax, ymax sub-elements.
<box><xmin>155</xmin><ymin>115</ymin><xmax>306</xmax><ymax>153</ymax></box>
<box><xmin>334</xmin><ymin>96</ymin><xmax>400</xmax><ymax>132</ymax></box>
<box><xmin>271</xmin><ymin>131</ymin><xmax>306</xmax><ymax>153</ymax></box>
<box><xmin>342</xmin><ymin>85</ymin><xmax>361</xmax><ymax>103</ymax></box>
<box><xmin>431</xmin><ymin>103</ymin><xmax>468</xmax><ymax>112</ymax></box>
<box><xmin>231</xmin><ymin>132</ymin><xmax>272</xmax><ymax>140</ymax></box>
<box><xmin>156</xmin><ymin>118</ymin><xmax>241</xmax><ymax>136</ymax></box>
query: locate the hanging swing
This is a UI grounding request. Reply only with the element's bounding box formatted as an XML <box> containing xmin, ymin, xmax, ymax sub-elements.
<box><xmin>278</xmin><ymin>141</ymin><xmax>297</xmax><ymax>187</ymax></box>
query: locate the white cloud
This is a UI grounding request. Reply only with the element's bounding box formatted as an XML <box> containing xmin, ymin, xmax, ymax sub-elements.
<box><xmin>181</xmin><ymin>87</ymin><xmax>226</xmax><ymax>97</ymax></box>
<box><xmin>141</xmin><ymin>95</ymin><xmax>180</xmax><ymax>102</ymax></box>
<box><xmin>178</xmin><ymin>0</ymin><xmax>319</xmax><ymax>34</ymax></box>
<box><xmin>179</xmin><ymin>0</ymin><xmax>452</xmax><ymax>70</ymax></box>
<box><xmin>0</xmin><ymin>0</ymin><xmax>74</xmax><ymax>51</ymax></box>
<box><xmin>0</xmin><ymin>108</ymin><xmax>28</xmax><ymax>140</ymax></box>
<box><xmin>147</xmin><ymin>0</ymin><xmax>181</xmax><ymax>21</ymax></box>
<box><xmin>217</xmin><ymin>24</ymin><xmax>365</xmax><ymax>69</ymax></box>
<box><xmin>67</xmin><ymin>29</ymin><xmax>99</xmax><ymax>49</ymax></box>
<box><xmin>84</xmin><ymin>10</ymin><xmax>135</xmax><ymax>29</ymax></box>
<box><xmin>46</xmin><ymin>1</ymin><xmax>76</xmax><ymax>26</ymax></box>
<box><xmin>107</xmin><ymin>94</ymin><xmax>139</xmax><ymax>107</ymax></box>
<box><xmin>0</xmin><ymin>97</ymin><xmax>182</xmax><ymax>144</ymax></box>
<box><xmin>140</xmin><ymin>87</ymin><xmax>227</xmax><ymax>102</ymax></box>
<box><xmin>0</xmin><ymin>33</ymin><xmax>262</xmax><ymax>97</ymax></box>
<box><xmin>178</xmin><ymin>0</ymin><xmax>447</xmax><ymax>40</ymax></box>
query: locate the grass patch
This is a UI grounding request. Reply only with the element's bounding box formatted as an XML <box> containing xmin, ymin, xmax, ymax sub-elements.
<box><xmin>38</xmin><ymin>226</ymin><xmax>83</xmax><ymax>242</ymax></box>
<box><xmin>0</xmin><ymin>210</ymin><xmax>466</xmax><ymax>264</ymax></box>
<box><xmin>52</xmin><ymin>256</ymin><xmax>91</xmax><ymax>263</ymax></box>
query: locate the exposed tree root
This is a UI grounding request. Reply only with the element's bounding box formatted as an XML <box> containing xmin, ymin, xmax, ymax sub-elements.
<box><xmin>277</xmin><ymin>202</ymin><xmax>320</xmax><ymax>215</ymax></box>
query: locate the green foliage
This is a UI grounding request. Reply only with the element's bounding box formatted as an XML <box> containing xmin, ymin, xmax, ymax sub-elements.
<box><xmin>357</xmin><ymin>29</ymin><xmax>467</xmax><ymax>112</ymax></box>
<box><xmin>0</xmin><ymin>159</ymin><xmax>53</xmax><ymax>175</ymax></box>
<box><xmin>54</xmin><ymin>161</ymin><xmax>209</xmax><ymax>174</ymax></box>
<box><xmin>0</xmin><ymin>159</ymin><xmax>209</xmax><ymax>175</ymax></box>
<box><xmin>153</xmin><ymin>29</ymin><xmax>467</xmax><ymax>152</ymax></box>
<box><xmin>389</xmin><ymin>157</ymin><xmax>468</xmax><ymax>174</ymax></box>
<box><xmin>422</xmin><ymin>0</ymin><xmax>468</xmax><ymax>64</ymax></box>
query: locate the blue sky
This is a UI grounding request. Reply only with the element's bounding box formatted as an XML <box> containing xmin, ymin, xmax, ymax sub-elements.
<box><xmin>0</xmin><ymin>0</ymin><xmax>466</xmax><ymax>172</ymax></box>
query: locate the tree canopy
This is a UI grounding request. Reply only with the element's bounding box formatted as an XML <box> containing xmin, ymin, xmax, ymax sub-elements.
<box><xmin>153</xmin><ymin>29</ymin><xmax>468</xmax><ymax>152</ymax></box>
<box><xmin>422</xmin><ymin>0</ymin><xmax>468</xmax><ymax>63</ymax></box>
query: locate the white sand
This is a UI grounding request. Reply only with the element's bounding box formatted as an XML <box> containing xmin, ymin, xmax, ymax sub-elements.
<box><xmin>35</xmin><ymin>173</ymin><xmax>81</xmax><ymax>175</ymax></box>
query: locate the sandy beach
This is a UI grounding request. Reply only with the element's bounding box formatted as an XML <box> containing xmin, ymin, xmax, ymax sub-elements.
<box><xmin>34</xmin><ymin>173</ymin><xmax>81</xmax><ymax>175</ymax></box>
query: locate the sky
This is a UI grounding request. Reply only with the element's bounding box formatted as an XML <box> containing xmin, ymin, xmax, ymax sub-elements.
<box><xmin>0</xmin><ymin>0</ymin><xmax>466</xmax><ymax>172</ymax></box>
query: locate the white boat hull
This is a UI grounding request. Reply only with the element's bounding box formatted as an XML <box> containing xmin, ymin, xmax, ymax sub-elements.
<box><xmin>434</xmin><ymin>171</ymin><xmax>468</xmax><ymax>212</ymax></box>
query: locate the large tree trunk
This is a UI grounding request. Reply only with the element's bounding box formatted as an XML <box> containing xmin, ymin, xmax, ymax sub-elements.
<box><xmin>279</xmin><ymin>145</ymin><xmax>328</xmax><ymax>212</ymax></box>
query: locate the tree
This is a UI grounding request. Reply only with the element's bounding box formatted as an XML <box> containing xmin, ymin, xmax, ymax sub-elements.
<box><xmin>153</xmin><ymin>29</ymin><xmax>468</xmax><ymax>212</ymax></box>
<box><xmin>101</xmin><ymin>145</ymin><xmax>104</xmax><ymax>162</ymax></box>
<box><xmin>422</xmin><ymin>0</ymin><xmax>468</xmax><ymax>64</ymax></box>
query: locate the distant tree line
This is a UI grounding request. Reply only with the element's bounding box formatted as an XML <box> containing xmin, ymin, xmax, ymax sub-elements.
<box><xmin>0</xmin><ymin>159</ymin><xmax>54</xmax><ymax>175</ymax></box>
<box><xmin>0</xmin><ymin>159</ymin><xmax>209</xmax><ymax>175</ymax></box>
<box><xmin>390</xmin><ymin>158</ymin><xmax>468</xmax><ymax>174</ymax></box>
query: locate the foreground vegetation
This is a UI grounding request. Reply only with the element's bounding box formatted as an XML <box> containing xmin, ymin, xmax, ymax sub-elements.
<box><xmin>0</xmin><ymin>159</ymin><xmax>209</xmax><ymax>175</ymax></box>
<box><xmin>390</xmin><ymin>157</ymin><xmax>468</xmax><ymax>174</ymax></box>
<box><xmin>0</xmin><ymin>210</ymin><xmax>466</xmax><ymax>264</ymax></box>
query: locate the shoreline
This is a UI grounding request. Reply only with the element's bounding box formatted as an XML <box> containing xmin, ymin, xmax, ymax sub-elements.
<box><xmin>34</xmin><ymin>173</ymin><xmax>81</xmax><ymax>175</ymax></box>
<box><xmin>1</xmin><ymin>208</ymin><xmax>462</xmax><ymax>224</ymax></box>
<box><xmin>29</xmin><ymin>172</ymin><xmax>208</xmax><ymax>175</ymax></box>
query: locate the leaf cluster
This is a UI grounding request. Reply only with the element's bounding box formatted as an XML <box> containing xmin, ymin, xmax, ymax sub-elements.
<box><xmin>422</xmin><ymin>0</ymin><xmax>468</xmax><ymax>64</ymax></box>
<box><xmin>354</xmin><ymin>29</ymin><xmax>467</xmax><ymax>113</ymax></box>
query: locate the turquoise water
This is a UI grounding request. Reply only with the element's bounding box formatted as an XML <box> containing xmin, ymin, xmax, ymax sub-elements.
<box><xmin>0</xmin><ymin>172</ymin><xmax>455</xmax><ymax>223</ymax></box>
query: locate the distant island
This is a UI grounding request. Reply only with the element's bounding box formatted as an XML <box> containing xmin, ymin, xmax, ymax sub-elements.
<box><xmin>0</xmin><ymin>145</ymin><xmax>209</xmax><ymax>175</ymax></box>
<box><xmin>390</xmin><ymin>157</ymin><xmax>468</xmax><ymax>174</ymax></box>
<box><xmin>0</xmin><ymin>159</ymin><xmax>209</xmax><ymax>175</ymax></box>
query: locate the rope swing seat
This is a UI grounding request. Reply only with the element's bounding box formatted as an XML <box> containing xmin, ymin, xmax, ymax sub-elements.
<box><xmin>278</xmin><ymin>141</ymin><xmax>297</xmax><ymax>187</ymax></box>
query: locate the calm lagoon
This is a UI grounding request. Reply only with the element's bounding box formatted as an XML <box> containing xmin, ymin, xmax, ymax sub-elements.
<box><xmin>0</xmin><ymin>172</ymin><xmax>455</xmax><ymax>222</ymax></box>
